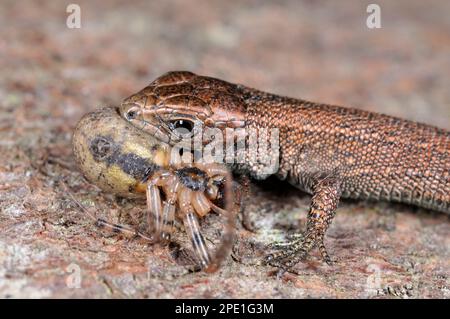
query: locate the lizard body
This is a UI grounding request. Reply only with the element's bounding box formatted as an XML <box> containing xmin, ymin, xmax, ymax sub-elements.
<box><xmin>119</xmin><ymin>71</ymin><xmax>450</xmax><ymax>270</ymax></box>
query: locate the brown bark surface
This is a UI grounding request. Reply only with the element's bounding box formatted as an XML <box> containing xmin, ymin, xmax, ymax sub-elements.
<box><xmin>0</xmin><ymin>0</ymin><xmax>448</xmax><ymax>298</ymax></box>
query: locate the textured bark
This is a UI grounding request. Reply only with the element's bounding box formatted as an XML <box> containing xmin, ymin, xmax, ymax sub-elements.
<box><xmin>0</xmin><ymin>0</ymin><xmax>448</xmax><ymax>298</ymax></box>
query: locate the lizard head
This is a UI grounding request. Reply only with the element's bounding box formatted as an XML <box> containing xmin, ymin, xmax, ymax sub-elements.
<box><xmin>119</xmin><ymin>71</ymin><xmax>247</xmax><ymax>150</ymax></box>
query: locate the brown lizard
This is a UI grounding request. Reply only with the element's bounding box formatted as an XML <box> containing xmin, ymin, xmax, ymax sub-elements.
<box><xmin>119</xmin><ymin>71</ymin><xmax>450</xmax><ymax>271</ymax></box>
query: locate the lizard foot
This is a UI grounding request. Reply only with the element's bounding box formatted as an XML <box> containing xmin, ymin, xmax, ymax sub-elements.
<box><xmin>266</xmin><ymin>233</ymin><xmax>305</xmax><ymax>250</ymax></box>
<box><xmin>264</xmin><ymin>230</ymin><xmax>333</xmax><ymax>271</ymax></box>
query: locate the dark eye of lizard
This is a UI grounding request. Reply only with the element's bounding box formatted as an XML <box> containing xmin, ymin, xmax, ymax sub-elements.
<box><xmin>169</xmin><ymin>119</ymin><xmax>194</xmax><ymax>135</ymax></box>
<box><xmin>126</xmin><ymin>110</ymin><xmax>137</xmax><ymax>120</ymax></box>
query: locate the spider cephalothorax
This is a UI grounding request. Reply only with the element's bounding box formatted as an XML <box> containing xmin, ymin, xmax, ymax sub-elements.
<box><xmin>176</xmin><ymin>167</ymin><xmax>209</xmax><ymax>191</ymax></box>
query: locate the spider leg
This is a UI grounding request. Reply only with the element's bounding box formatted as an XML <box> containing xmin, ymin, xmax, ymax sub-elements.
<box><xmin>160</xmin><ymin>177</ymin><xmax>180</xmax><ymax>241</ymax></box>
<box><xmin>63</xmin><ymin>182</ymin><xmax>154</xmax><ymax>242</ymax></box>
<box><xmin>147</xmin><ymin>171</ymin><xmax>179</xmax><ymax>242</ymax></box>
<box><xmin>201</xmin><ymin>163</ymin><xmax>229</xmax><ymax>178</ymax></box>
<box><xmin>234</xmin><ymin>174</ymin><xmax>254</xmax><ymax>232</ymax></box>
<box><xmin>94</xmin><ymin>218</ymin><xmax>153</xmax><ymax>241</ymax></box>
<box><xmin>205</xmin><ymin>183</ymin><xmax>219</xmax><ymax>200</ymax></box>
<box><xmin>204</xmin><ymin>168</ymin><xmax>237</xmax><ymax>273</ymax></box>
<box><xmin>179</xmin><ymin>187</ymin><xmax>211</xmax><ymax>268</ymax></box>
<box><xmin>159</xmin><ymin>201</ymin><xmax>176</xmax><ymax>242</ymax></box>
<box><xmin>191</xmin><ymin>191</ymin><xmax>214</xmax><ymax>217</ymax></box>
<box><xmin>147</xmin><ymin>183</ymin><xmax>162</xmax><ymax>238</ymax></box>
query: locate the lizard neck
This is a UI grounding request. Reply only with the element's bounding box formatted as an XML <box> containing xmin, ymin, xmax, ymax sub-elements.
<box><xmin>238</xmin><ymin>86</ymin><xmax>308</xmax><ymax>180</ymax></box>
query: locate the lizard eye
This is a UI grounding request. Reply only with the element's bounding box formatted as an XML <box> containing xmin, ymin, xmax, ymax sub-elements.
<box><xmin>123</xmin><ymin>105</ymin><xmax>141</xmax><ymax>121</ymax></box>
<box><xmin>169</xmin><ymin>119</ymin><xmax>194</xmax><ymax>136</ymax></box>
<box><xmin>126</xmin><ymin>110</ymin><xmax>137</xmax><ymax>120</ymax></box>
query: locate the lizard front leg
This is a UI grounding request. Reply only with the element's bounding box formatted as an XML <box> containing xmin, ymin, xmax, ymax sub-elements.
<box><xmin>265</xmin><ymin>175</ymin><xmax>341</xmax><ymax>271</ymax></box>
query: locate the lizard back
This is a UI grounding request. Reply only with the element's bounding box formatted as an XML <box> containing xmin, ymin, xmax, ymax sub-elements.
<box><xmin>241</xmin><ymin>87</ymin><xmax>450</xmax><ymax>214</ymax></box>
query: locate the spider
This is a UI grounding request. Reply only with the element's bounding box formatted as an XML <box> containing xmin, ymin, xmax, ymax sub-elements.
<box><xmin>71</xmin><ymin>106</ymin><xmax>238</xmax><ymax>271</ymax></box>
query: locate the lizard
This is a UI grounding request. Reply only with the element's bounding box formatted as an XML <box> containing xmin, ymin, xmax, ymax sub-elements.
<box><xmin>118</xmin><ymin>71</ymin><xmax>450</xmax><ymax>271</ymax></box>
